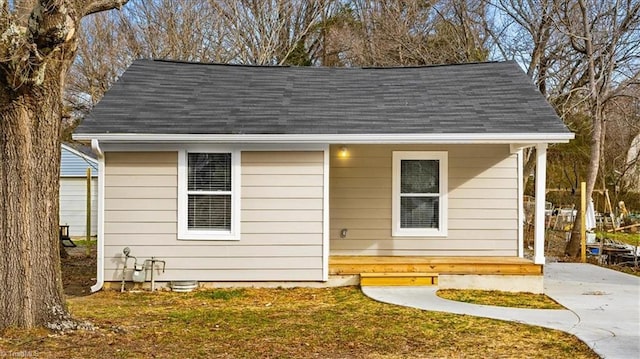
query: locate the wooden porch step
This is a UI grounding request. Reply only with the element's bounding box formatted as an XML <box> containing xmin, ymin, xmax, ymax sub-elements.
<box><xmin>330</xmin><ymin>256</ymin><xmax>543</xmax><ymax>276</ymax></box>
<box><xmin>360</xmin><ymin>272</ymin><xmax>439</xmax><ymax>286</ymax></box>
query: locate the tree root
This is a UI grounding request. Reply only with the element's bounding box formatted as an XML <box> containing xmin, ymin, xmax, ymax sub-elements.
<box><xmin>45</xmin><ymin>304</ymin><xmax>95</xmax><ymax>333</ymax></box>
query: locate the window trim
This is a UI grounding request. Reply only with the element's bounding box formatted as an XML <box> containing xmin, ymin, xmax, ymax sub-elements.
<box><xmin>178</xmin><ymin>149</ymin><xmax>241</xmax><ymax>240</ymax></box>
<box><xmin>392</xmin><ymin>151</ymin><xmax>448</xmax><ymax>237</ymax></box>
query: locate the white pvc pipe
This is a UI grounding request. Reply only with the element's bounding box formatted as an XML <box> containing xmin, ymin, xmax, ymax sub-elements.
<box><xmin>90</xmin><ymin>139</ymin><xmax>105</xmax><ymax>292</ymax></box>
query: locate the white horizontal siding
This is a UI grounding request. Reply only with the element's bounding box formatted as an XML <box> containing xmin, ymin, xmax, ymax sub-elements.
<box><xmin>329</xmin><ymin>228</ymin><xmax>517</xmax><ymax>241</ymax></box>
<box><xmin>329</xmin><ymin>249</ymin><xmax>514</xmax><ymax>256</ymax></box>
<box><xmin>243</xmin><ymin>210</ymin><xmax>322</xmax><ymax>222</ymax></box>
<box><xmin>103</xmin><ymin>150</ymin><xmax>325</xmax><ymax>283</ymax></box>
<box><xmin>106</xmin><ymin>198</ymin><xmax>178</xmax><ymax>211</ymax></box>
<box><xmin>330</xmin><ymin>218</ymin><xmax>516</xmax><ymax>231</ymax></box>
<box><xmin>110</xmin><ymin>256</ymin><xmax>322</xmax><ymax>269</ymax></box>
<box><xmin>242</xmin><ymin>174</ymin><xmax>323</xmax><ymax>187</ymax></box>
<box><xmin>331</xmin><ymin>238</ymin><xmax>517</xmax><ymax>251</ymax></box>
<box><xmin>106</xmin><ymin>233</ymin><xmax>323</xmax><ymax>246</ymax></box>
<box><xmin>242</xmin><ymin>198</ymin><xmax>323</xmax><ymax>210</ymax></box>
<box><xmin>104</xmin><ymin>245</ymin><xmax>321</xmax><ymax>258</ymax></box>
<box><xmin>329</xmin><ymin>144</ymin><xmax>518</xmax><ymax>256</ymax></box>
<box><xmin>59</xmin><ymin>178</ymin><xmax>98</xmax><ymax>236</ymax></box>
<box><xmin>106</xmin><ymin>210</ymin><xmax>176</xmax><ymax>222</ymax></box>
<box><xmin>106</xmin><ymin>186</ymin><xmax>177</xmax><ymax>199</ymax></box>
<box><xmin>60</xmin><ymin>146</ymin><xmax>98</xmax><ymax>177</ymax></box>
<box><xmin>107</xmin><ymin>269</ymin><xmax>324</xmax><ymax>282</ymax></box>
<box><xmin>241</xmin><ymin>221</ymin><xmax>323</xmax><ymax>234</ymax></box>
<box><xmin>242</xmin><ymin>186</ymin><xmax>323</xmax><ymax>198</ymax></box>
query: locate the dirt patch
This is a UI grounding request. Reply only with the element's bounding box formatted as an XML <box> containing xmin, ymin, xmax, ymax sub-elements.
<box><xmin>523</xmin><ymin>227</ymin><xmax>577</xmax><ymax>263</ymax></box>
<box><xmin>61</xmin><ymin>245</ymin><xmax>97</xmax><ymax>298</ymax></box>
<box><xmin>545</xmin><ymin>229</ymin><xmax>579</xmax><ymax>262</ymax></box>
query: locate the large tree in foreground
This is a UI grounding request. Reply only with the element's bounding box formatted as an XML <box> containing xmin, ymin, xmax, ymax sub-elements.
<box><xmin>0</xmin><ymin>0</ymin><xmax>128</xmax><ymax>330</ymax></box>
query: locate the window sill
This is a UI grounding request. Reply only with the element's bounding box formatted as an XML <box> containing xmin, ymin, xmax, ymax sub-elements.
<box><xmin>178</xmin><ymin>232</ymin><xmax>240</xmax><ymax>241</ymax></box>
<box><xmin>392</xmin><ymin>229</ymin><xmax>448</xmax><ymax>238</ymax></box>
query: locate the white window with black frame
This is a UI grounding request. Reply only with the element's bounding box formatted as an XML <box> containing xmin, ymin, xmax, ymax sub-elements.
<box><xmin>178</xmin><ymin>150</ymin><xmax>240</xmax><ymax>240</ymax></box>
<box><xmin>392</xmin><ymin>151</ymin><xmax>448</xmax><ymax>237</ymax></box>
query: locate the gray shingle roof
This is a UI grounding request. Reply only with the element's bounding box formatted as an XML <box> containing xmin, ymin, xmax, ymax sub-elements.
<box><xmin>75</xmin><ymin>59</ymin><xmax>570</xmax><ymax>136</ymax></box>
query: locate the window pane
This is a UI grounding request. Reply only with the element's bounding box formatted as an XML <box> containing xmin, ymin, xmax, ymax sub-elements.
<box><xmin>401</xmin><ymin>160</ymin><xmax>439</xmax><ymax>194</ymax></box>
<box><xmin>188</xmin><ymin>153</ymin><xmax>231</xmax><ymax>191</ymax></box>
<box><xmin>401</xmin><ymin>197</ymin><xmax>439</xmax><ymax>229</ymax></box>
<box><xmin>188</xmin><ymin>194</ymin><xmax>231</xmax><ymax>230</ymax></box>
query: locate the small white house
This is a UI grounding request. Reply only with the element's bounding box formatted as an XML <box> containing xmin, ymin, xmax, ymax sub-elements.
<box><xmin>74</xmin><ymin>60</ymin><xmax>574</xmax><ymax>292</ymax></box>
<box><xmin>60</xmin><ymin>143</ymin><xmax>98</xmax><ymax>236</ymax></box>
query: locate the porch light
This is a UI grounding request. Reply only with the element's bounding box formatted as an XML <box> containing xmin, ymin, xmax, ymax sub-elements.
<box><xmin>339</xmin><ymin>146</ymin><xmax>349</xmax><ymax>158</ymax></box>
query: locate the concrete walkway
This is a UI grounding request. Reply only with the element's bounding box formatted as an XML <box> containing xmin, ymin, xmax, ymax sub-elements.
<box><xmin>362</xmin><ymin>262</ymin><xmax>640</xmax><ymax>359</ymax></box>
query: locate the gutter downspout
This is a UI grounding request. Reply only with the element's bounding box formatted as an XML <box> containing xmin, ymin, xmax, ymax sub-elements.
<box><xmin>90</xmin><ymin>139</ymin><xmax>105</xmax><ymax>292</ymax></box>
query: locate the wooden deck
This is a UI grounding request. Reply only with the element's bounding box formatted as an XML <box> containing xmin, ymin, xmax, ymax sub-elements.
<box><xmin>329</xmin><ymin>256</ymin><xmax>543</xmax><ymax>276</ymax></box>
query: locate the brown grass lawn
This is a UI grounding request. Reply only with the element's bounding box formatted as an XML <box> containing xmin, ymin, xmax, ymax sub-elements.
<box><xmin>0</xmin><ymin>243</ymin><xmax>600</xmax><ymax>358</ymax></box>
<box><xmin>1</xmin><ymin>287</ymin><xmax>597</xmax><ymax>359</ymax></box>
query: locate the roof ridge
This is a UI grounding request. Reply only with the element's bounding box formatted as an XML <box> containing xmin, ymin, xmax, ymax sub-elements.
<box><xmin>361</xmin><ymin>60</ymin><xmax>508</xmax><ymax>70</ymax></box>
<box><xmin>141</xmin><ymin>58</ymin><xmax>511</xmax><ymax>70</ymax></box>
<box><xmin>146</xmin><ymin>58</ymin><xmax>290</xmax><ymax>68</ymax></box>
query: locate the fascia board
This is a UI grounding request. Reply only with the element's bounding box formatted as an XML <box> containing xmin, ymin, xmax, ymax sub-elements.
<box><xmin>73</xmin><ymin>132</ymin><xmax>575</xmax><ymax>144</ymax></box>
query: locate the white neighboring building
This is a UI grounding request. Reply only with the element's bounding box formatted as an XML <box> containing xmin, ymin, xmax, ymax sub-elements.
<box><xmin>60</xmin><ymin>143</ymin><xmax>98</xmax><ymax>236</ymax></box>
<box><xmin>625</xmin><ymin>134</ymin><xmax>640</xmax><ymax>192</ymax></box>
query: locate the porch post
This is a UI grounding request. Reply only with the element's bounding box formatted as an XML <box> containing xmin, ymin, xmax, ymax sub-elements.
<box><xmin>534</xmin><ymin>143</ymin><xmax>547</xmax><ymax>265</ymax></box>
<box><xmin>517</xmin><ymin>149</ymin><xmax>524</xmax><ymax>258</ymax></box>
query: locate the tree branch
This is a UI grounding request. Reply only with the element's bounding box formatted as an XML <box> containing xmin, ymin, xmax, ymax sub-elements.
<box><xmin>80</xmin><ymin>0</ymin><xmax>129</xmax><ymax>17</ymax></box>
<box><xmin>0</xmin><ymin>0</ymin><xmax>14</xmax><ymax>35</ymax></box>
<box><xmin>27</xmin><ymin>1</ymin><xmax>76</xmax><ymax>56</ymax></box>
<box><xmin>0</xmin><ymin>0</ymin><xmax>8</xmax><ymax>19</ymax></box>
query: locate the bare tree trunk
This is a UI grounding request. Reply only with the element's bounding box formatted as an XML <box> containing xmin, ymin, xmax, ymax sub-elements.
<box><xmin>565</xmin><ymin>0</ymin><xmax>606</xmax><ymax>257</ymax></box>
<box><xmin>522</xmin><ymin>147</ymin><xmax>536</xmax><ymax>190</ymax></box>
<box><xmin>0</xmin><ymin>79</ymin><xmax>67</xmax><ymax>328</ymax></box>
<box><xmin>566</xmin><ymin>113</ymin><xmax>604</xmax><ymax>256</ymax></box>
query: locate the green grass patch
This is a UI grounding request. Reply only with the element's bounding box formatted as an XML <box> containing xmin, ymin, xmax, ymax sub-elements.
<box><xmin>437</xmin><ymin>289</ymin><xmax>565</xmax><ymax>309</ymax></box>
<box><xmin>596</xmin><ymin>231</ymin><xmax>640</xmax><ymax>246</ymax></box>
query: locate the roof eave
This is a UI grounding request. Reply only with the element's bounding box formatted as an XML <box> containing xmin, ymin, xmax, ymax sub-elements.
<box><xmin>72</xmin><ymin>132</ymin><xmax>574</xmax><ymax>144</ymax></box>
<box><xmin>61</xmin><ymin>143</ymin><xmax>99</xmax><ymax>164</ymax></box>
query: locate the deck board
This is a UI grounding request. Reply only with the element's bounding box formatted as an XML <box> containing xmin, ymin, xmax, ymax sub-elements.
<box><xmin>329</xmin><ymin>256</ymin><xmax>542</xmax><ymax>276</ymax></box>
<box><xmin>360</xmin><ymin>272</ymin><xmax>439</xmax><ymax>286</ymax></box>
